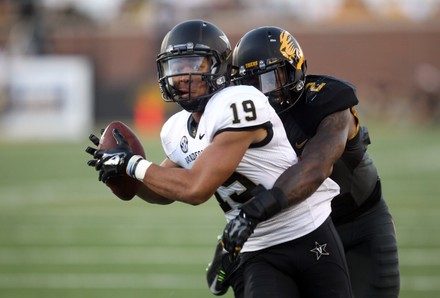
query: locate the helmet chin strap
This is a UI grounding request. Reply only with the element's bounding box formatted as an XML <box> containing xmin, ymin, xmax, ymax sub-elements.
<box><xmin>168</xmin><ymin>84</ymin><xmax>187</xmax><ymax>100</ymax></box>
<box><xmin>169</xmin><ymin>83</ymin><xmax>207</xmax><ymax>113</ymax></box>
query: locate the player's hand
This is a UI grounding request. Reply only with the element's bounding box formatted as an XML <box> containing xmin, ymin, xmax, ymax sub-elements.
<box><xmin>85</xmin><ymin>128</ymin><xmax>103</xmax><ymax>167</ymax></box>
<box><xmin>221</xmin><ymin>211</ymin><xmax>259</xmax><ymax>258</ymax></box>
<box><xmin>85</xmin><ymin>128</ymin><xmax>104</xmax><ymax>169</ymax></box>
<box><xmin>86</xmin><ymin>128</ymin><xmax>134</xmax><ymax>183</ymax></box>
<box><xmin>221</xmin><ymin>185</ymin><xmax>288</xmax><ymax>257</ymax></box>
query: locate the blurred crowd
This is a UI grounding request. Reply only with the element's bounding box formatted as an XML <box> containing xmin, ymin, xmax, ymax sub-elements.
<box><xmin>0</xmin><ymin>0</ymin><xmax>439</xmax><ymax>129</ymax></box>
<box><xmin>2</xmin><ymin>0</ymin><xmax>440</xmax><ymax>31</ymax></box>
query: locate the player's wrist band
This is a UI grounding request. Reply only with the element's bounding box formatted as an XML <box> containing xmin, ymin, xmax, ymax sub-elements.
<box><xmin>126</xmin><ymin>155</ymin><xmax>152</xmax><ymax>181</ymax></box>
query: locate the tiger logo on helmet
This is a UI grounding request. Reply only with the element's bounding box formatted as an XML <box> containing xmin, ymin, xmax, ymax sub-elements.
<box><xmin>280</xmin><ymin>30</ymin><xmax>305</xmax><ymax>71</ymax></box>
<box><xmin>232</xmin><ymin>26</ymin><xmax>308</xmax><ymax>114</ymax></box>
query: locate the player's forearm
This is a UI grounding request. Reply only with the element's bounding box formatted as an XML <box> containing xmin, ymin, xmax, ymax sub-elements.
<box><xmin>275</xmin><ymin>109</ymin><xmax>350</xmax><ymax>206</ymax></box>
<box><xmin>273</xmin><ymin>159</ymin><xmax>330</xmax><ymax>207</ymax></box>
<box><xmin>274</xmin><ymin>128</ymin><xmax>339</xmax><ymax>206</ymax></box>
<box><xmin>141</xmin><ymin>164</ymin><xmax>213</xmax><ymax>205</ymax></box>
<box><xmin>136</xmin><ymin>185</ymin><xmax>175</xmax><ymax>205</ymax></box>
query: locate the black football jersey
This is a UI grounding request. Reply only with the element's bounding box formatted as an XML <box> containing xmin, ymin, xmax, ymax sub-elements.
<box><xmin>279</xmin><ymin>75</ymin><xmax>381</xmax><ymax>224</ymax></box>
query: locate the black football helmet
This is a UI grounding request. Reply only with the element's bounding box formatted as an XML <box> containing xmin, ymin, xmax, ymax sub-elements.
<box><xmin>157</xmin><ymin>20</ymin><xmax>232</xmax><ymax>112</ymax></box>
<box><xmin>232</xmin><ymin>26</ymin><xmax>307</xmax><ymax>114</ymax></box>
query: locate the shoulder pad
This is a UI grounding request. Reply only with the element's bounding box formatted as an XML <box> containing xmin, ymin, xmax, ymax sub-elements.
<box><xmin>304</xmin><ymin>75</ymin><xmax>358</xmax><ymax>109</ymax></box>
<box><xmin>289</xmin><ymin>75</ymin><xmax>359</xmax><ymax>136</ymax></box>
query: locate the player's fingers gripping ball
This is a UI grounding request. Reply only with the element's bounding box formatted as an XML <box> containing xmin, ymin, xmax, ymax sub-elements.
<box><xmin>85</xmin><ymin>121</ymin><xmax>148</xmax><ymax>201</ymax></box>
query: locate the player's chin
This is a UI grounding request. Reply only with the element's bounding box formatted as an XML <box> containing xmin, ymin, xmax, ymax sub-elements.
<box><xmin>178</xmin><ymin>94</ymin><xmax>198</xmax><ymax>104</ymax></box>
<box><xmin>180</xmin><ymin>92</ymin><xmax>190</xmax><ymax>100</ymax></box>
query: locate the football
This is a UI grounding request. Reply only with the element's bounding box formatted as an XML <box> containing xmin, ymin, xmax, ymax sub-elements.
<box><xmin>98</xmin><ymin>121</ymin><xmax>146</xmax><ymax>201</ymax></box>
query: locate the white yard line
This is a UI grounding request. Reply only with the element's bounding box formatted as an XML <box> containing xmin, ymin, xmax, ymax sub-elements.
<box><xmin>401</xmin><ymin>276</ymin><xmax>440</xmax><ymax>291</ymax></box>
<box><xmin>0</xmin><ymin>273</ymin><xmax>203</xmax><ymax>289</ymax></box>
<box><xmin>0</xmin><ymin>246</ymin><xmax>211</xmax><ymax>265</ymax></box>
<box><xmin>399</xmin><ymin>248</ymin><xmax>440</xmax><ymax>266</ymax></box>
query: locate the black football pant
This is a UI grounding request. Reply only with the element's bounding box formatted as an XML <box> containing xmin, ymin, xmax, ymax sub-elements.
<box><xmin>231</xmin><ymin>216</ymin><xmax>353</xmax><ymax>298</ymax></box>
<box><xmin>336</xmin><ymin>197</ymin><xmax>400</xmax><ymax>297</ymax></box>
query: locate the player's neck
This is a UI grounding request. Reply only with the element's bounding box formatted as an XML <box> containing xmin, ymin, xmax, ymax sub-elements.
<box><xmin>189</xmin><ymin>113</ymin><xmax>201</xmax><ymax>138</ymax></box>
<box><xmin>191</xmin><ymin>112</ymin><xmax>202</xmax><ymax>123</ymax></box>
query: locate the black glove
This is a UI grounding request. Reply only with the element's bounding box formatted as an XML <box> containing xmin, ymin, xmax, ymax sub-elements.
<box><xmin>85</xmin><ymin>128</ymin><xmax>103</xmax><ymax>166</ymax></box>
<box><xmin>221</xmin><ymin>185</ymin><xmax>288</xmax><ymax>257</ymax></box>
<box><xmin>85</xmin><ymin>128</ymin><xmax>134</xmax><ymax>183</ymax></box>
<box><xmin>206</xmin><ymin>238</ymin><xmax>241</xmax><ymax>296</ymax></box>
<box><xmin>240</xmin><ymin>185</ymin><xmax>287</xmax><ymax>222</ymax></box>
<box><xmin>221</xmin><ymin>211</ymin><xmax>257</xmax><ymax>258</ymax></box>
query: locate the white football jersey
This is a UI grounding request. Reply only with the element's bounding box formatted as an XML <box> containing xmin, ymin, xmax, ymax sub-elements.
<box><xmin>160</xmin><ymin>85</ymin><xmax>340</xmax><ymax>252</ymax></box>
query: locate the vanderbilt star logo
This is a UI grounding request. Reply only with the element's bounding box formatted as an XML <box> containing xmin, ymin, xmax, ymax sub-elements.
<box><xmin>310</xmin><ymin>242</ymin><xmax>330</xmax><ymax>260</ymax></box>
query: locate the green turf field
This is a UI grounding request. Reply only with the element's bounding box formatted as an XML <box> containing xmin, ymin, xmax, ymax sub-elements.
<box><xmin>0</xmin><ymin>123</ymin><xmax>439</xmax><ymax>298</ymax></box>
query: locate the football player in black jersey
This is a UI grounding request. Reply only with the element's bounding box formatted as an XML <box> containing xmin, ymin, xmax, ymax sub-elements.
<box><xmin>208</xmin><ymin>26</ymin><xmax>400</xmax><ymax>297</ymax></box>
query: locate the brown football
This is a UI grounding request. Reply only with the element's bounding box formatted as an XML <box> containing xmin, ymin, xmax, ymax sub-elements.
<box><xmin>98</xmin><ymin>121</ymin><xmax>146</xmax><ymax>201</ymax></box>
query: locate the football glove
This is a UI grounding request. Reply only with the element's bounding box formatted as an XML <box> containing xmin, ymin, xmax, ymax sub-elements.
<box><xmin>221</xmin><ymin>185</ymin><xmax>288</xmax><ymax>257</ymax></box>
<box><xmin>85</xmin><ymin>128</ymin><xmax>103</xmax><ymax>169</ymax></box>
<box><xmin>85</xmin><ymin>128</ymin><xmax>103</xmax><ymax>166</ymax></box>
<box><xmin>221</xmin><ymin>211</ymin><xmax>257</xmax><ymax>259</ymax></box>
<box><xmin>206</xmin><ymin>237</ymin><xmax>240</xmax><ymax>296</ymax></box>
<box><xmin>86</xmin><ymin>128</ymin><xmax>134</xmax><ymax>183</ymax></box>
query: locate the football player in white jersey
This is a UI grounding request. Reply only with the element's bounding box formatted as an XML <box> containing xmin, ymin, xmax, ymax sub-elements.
<box><xmin>86</xmin><ymin>20</ymin><xmax>352</xmax><ymax>297</ymax></box>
